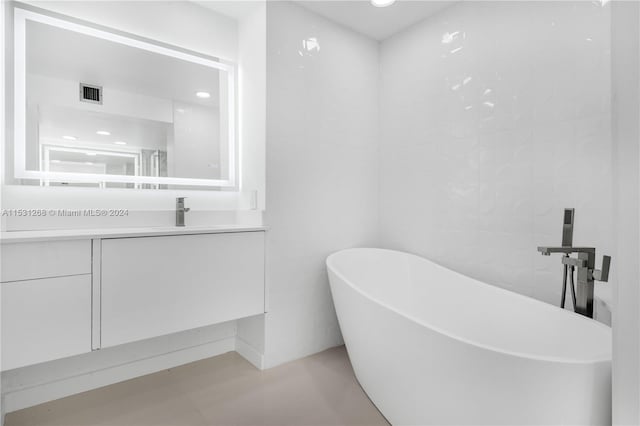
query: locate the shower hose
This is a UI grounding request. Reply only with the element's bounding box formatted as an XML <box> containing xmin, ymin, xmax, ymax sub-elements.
<box><xmin>560</xmin><ymin>254</ymin><xmax>577</xmax><ymax>310</ymax></box>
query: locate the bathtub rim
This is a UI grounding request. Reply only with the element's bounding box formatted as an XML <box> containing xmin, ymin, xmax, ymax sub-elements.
<box><xmin>327</xmin><ymin>247</ymin><xmax>612</xmax><ymax>365</ymax></box>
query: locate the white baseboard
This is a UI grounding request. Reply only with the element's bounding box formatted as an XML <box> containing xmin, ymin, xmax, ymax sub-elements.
<box><xmin>3</xmin><ymin>337</ymin><xmax>236</xmax><ymax>414</ymax></box>
<box><xmin>235</xmin><ymin>337</ymin><xmax>265</xmax><ymax>370</ymax></box>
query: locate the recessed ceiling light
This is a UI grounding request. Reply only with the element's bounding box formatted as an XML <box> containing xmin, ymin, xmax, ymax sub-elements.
<box><xmin>114</xmin><ymin>141</ymin><xmax>127</xmax><ymax>145</ymax></box>
<box><xmin>85</xmin><ymin>162</ymin><xmax>94</xmax><ymax>165</ymax></box>
<box><xmin>86</xmin><ymin>152</ymin><xmax>97</xmax><ymax>156</ymax></box>
<box><xmin>62</xmin><ymin>135</ymin><xmax>77</xmax><ymax>141</ymax></box>
<box><xmin>371</xmin><ymin>0</ymin><xmax>395</xmax><ymax>7</ymax></box>
<box><xmin>96</xmin><ymin>130</ymin><xmax>111</xmax><ymax>136</ymax></box>
<box><xmin>195</xmin><ymin>91</ymin><xmax>211</xmax><ymax>99</ymax></box>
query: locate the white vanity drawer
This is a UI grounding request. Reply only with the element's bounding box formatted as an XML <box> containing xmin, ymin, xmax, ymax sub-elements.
<box><xmin>1</xmin><ymin>240</ymin><xmax>91</xmax><ymax>282</ymax></box>
<box><xmin>101</xmin><ymin>231</ymin><xmax>265</xmax><ymax>348</ymax></box>
<box><xmin>2</xmin><ymin>274</ymin><xmax>92</xmax><ymax>370</ymax></box>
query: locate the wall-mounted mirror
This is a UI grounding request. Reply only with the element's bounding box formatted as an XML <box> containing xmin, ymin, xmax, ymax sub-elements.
<box><xmin>14</xmin><ymin>8</ymin><xmax>236</xmax><ymax>188</ymax></box>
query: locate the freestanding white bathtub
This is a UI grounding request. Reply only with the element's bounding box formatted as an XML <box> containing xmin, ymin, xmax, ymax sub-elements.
<box><xmin>327</xmin><ymin>248</ymin><xmax>612</xmax><ymax>426</ymax></box>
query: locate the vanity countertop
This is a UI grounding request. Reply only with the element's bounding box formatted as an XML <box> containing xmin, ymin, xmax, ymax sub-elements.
<box><xmin>0</xmin><ymin>225</ymin><xmax>267</xmax><ymax>243</ymax></box>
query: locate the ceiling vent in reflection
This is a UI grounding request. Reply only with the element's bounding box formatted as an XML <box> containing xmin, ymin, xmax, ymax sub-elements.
<box><xmin>79</xmin><ymin>83</ymin><xmax>102</xmax><ymax>105</ymax></box>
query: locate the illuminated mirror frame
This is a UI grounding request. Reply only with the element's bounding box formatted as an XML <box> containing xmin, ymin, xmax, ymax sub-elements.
<box><xmin>13</xmin><ymin>8</ymin><xmax>237</xmax><ymax>188</ymax></box>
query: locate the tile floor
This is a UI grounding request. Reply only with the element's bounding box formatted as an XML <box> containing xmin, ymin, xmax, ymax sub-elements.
<box><xmin>5</xmin><ymin>346</ymin><xmax>389</xmax><ymax>426</ymax></box>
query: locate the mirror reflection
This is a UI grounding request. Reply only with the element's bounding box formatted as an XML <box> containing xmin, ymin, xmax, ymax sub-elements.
<box><xmin>24</xmin><ymin>18</ymin><xmax>231</xmax><ymax>187</ymax></box>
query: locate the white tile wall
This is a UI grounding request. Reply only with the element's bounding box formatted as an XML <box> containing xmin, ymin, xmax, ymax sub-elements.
<box><xmin>264</xmin><ymin>1</ymin><xmax>379</xmax><ymax>368</ymax></box>
<box><xmin>379</xmin><ymin>1</ymin><xmax>613</xmax><ymax>307</ymax></box>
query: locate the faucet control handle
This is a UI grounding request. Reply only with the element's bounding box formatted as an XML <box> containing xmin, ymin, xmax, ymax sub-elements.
<box><xmin>561</xmin><ymin>256</ymin><xmax>586</xmax><ymax>268</ymax></box>
<box><xmin>593</xmin><ymin>255</ymin><xmax>611</xmax><ymax>282</ymax></box>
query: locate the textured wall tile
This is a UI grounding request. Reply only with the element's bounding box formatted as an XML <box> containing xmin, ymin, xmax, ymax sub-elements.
<box><xmin>379</xmin><ymin>1</ymin><xmax>613</xmax><ymax>306</ymax></box>
<box><xmin>265</xmin><ymin>2</ymin><xmax>379</xmax><ymax>367</ymax></box>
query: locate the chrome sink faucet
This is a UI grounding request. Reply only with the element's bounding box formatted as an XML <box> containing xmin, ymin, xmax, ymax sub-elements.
<box><xmin>537</xmin><ymin>209</ymin><xmax>611</xmax><ymax>318</ymax></box>
<box><xmin>176</xmin><ymin>197</ymin><xmax>190</xmax><ymax>227</ymax></box>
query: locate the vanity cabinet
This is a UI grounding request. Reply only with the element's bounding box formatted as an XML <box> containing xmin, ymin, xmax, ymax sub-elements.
<box><xmin>1</xmin><ymin>241</ymin><xmax>92</xmax><ymax>371</ymax></box>
<box><xmin>100</xmin><ymin>231</ymin><xmax>265</xmax><ymax>348</ymax></box>
<box><xmin>0</xmin><ymin>229</ymin><xmax>266</xmax><ymax>370</ymax></box>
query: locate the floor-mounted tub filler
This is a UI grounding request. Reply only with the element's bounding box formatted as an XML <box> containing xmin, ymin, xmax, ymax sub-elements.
<box><xmin>327</xmin><ymin>248</ymin><xmax>612</xmax><ymax>425</ymax></box>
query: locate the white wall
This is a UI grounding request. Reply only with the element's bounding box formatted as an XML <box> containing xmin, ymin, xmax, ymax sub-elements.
<box><xmin>263</xmin><ymin>1</ymin><xmax>379</xmax><ymax>368</ymax></box>
<box><xmin>611</xmin><ymin>2</ymin><xmax>640</xmax><ymax>423</ymax></box>
<box><xmin>236</xmin><ymin>2</ymin><xmax>267</xmax><ymax>366</ymax></box>
<box><xmin>238</xmin><ymin>2</ymin><xmax>266</xmax><ymax>211</ymax></box>
<box><xmin>378</xmin><ymin>1</ymin><xmax>613</xmax><ymax>308</ymax></box>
